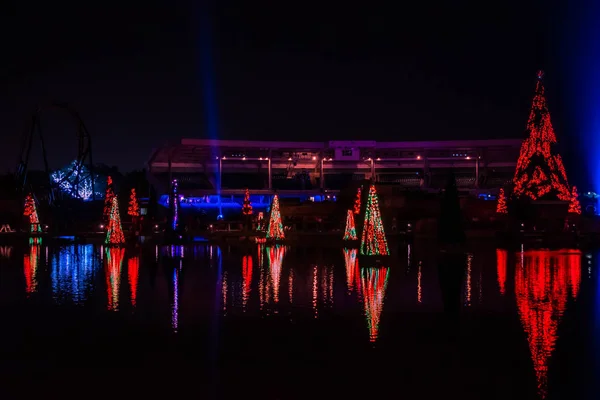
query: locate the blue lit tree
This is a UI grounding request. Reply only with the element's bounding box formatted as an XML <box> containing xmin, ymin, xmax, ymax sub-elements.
<box><xmin>50</xmin><ymin>160</ymin><xmax>105</xmax><ymax>201</ymax></box>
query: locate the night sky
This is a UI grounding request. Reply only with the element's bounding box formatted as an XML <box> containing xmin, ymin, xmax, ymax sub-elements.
<box><xmin>1</xmin><ymin>1</ymin><xmax>575</xmax><ymax>175</ymax></box>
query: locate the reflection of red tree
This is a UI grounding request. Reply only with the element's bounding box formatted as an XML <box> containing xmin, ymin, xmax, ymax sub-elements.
<box><xmin>515</xmin><ymin>250</ymin><xmax>581</xmax><ymax>399</ymax></box>
<box><xmin>496</xmin><ymin>249</ymin><xmax>507</xmax><ymax>295</ymax></box>
<box><xmin>128</xmin><ymin>256</ymin><xmax>139</xmax><ymax>307</ymax></box>
<box><xmin>343</xmin><ymin>248</ymin><xmax>360</xmax><ymax>294</ymax></box>
<box><xmin>105</xmin><ymin>248</ymin><xmax>125</xmax><ymax>311</ymax></box>
<box><xmin>360</xmin><ymin>267</ymin><xmax>389</xmax><ymax>342</ymax></box>
<box><xmin>242</xmin><ymin>255</ymin><xmax>253</xmax><ymax>310</ymax></box>
<box><xmin>24</xmin><ymin>245</ymin><xmax>40</xmax><ymax>294</ymax></box>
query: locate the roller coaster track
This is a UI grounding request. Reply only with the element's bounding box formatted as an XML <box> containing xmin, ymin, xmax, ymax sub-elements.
<box><xmin>15</xmin><ymin>103</ymin><xmax>95</xmax><ymax>205</ymax></box>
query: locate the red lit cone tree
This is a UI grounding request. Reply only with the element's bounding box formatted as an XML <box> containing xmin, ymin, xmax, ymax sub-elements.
<box><xmin>242</xmin><ymin>189</ymin><xmax>253</xmax><ymax>216</ymax></box>
<box><xmin>23</xmin><ymin>193</ymin><xmax>41</xmax><ymax>233</ymax></box>
<box><xmin>353</xmin><ymin>187</ymin><xmax>362</xmax><ymax>215</ymax></box>
<box><xmin>242</xmin><ymin>188</ymin><xmax>253</xmax><ymax>230</ymax></box>
<box><xmin>360</xmin><ymin>185</ymin><xmax>389</xmax><ymax>256</ymax></box>
<box><xmin>128</xmin><ymin>188</ymin><xmax>141</xmax><ymax>232</ymax></box>
<box><xmin>106</xmin><ymin>196</ymin><xmax>125</xmax><ymax>245</ymax></box>
<box><xmin>496</xmin><ymin>188</ymin><xmax>508</xmax><ymax>214</ymax></box>
<box><xmin>343</xmin><ymin>209</ymin><xmax>358</xmax><ymax>241</ymax></box>
<box><xmin>266</xmin><ymin>194</ymin><xmax>285</xmax><ymax>240</ymax></box>
<box><xmin>513</xmin><ymin>71</ymin><xmax>573</xmax><ymax>202</ymax></box>
<box><xmin>128</xmin><ymin>188</ymin><xmax>140</xmax><ymax>218</ymax></box>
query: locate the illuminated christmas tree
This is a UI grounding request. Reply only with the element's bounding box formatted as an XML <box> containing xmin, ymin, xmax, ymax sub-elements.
<box><xmin>103</xmin><ymin>176</ymin><xmax>115</xmax><ymax>223</ymax></box>
<box><xmin>360</xmin><ymin>185</ymin><xmax>389</xmax><ymax>256</ymax></box>
<box><xmin>242</xmin><ymin>188</ymin><xmax>253</xmax><ymax>215</ymax></box>
<box><xmin>513</xmin><ymin>71</ymin><xmax>572</xmax><ymax>201</ymax></box>
<box><xmin>568</xmin><ymin>186</ymin><xmax>581</xmax><ymax>214</ymax></box>
<box><xmin>266</xmin><ymin>194</ymin><xmax>285</xmax><ymax>240</ymax></box>
<box><xmin>353</xmin><ymin>187</ymin><xmax>362</xmax><ymax>214</ymax></box>
<box><xmin>23</xmin><ymin>193</ymin><xmax>41</xmax><ymax>233</ymax></box>
<box><xmin>496</xmin><ymin>188</ymin><xmax>508</xmax><ymax>214</ymax></box>
<box><xmin>105</xmin><ymin>196</ymin><xmax>125</xmax><ymax>245</ymax></box>
<box><xmin>343</xmin><ymin>209</ymin><xmax>358</xmax><ymax>240</ymax></box>
<box><xmin>128</xmin><ymin>188</ymin><xmax>140</xmax><ymax>217</ymax></box>
<box><xmin>256</xmin><ymin>211</ymin><xmax>265</xmax><ymax>232</ymax></box>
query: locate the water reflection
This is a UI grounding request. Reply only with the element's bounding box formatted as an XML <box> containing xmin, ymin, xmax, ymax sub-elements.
<box><xmin>0</xmin><ymin>246</ymin><xmax>13</xmax><ymax>259</ymax></box>
<box><xmin>24</xmin><ymin>243</ymin><xmax>41</xmax><ymax>295</ymax></box>
<box><xmin>497</xmin><ymin>249</ymin><xmax>507</xmax><ymax>295</ymax></box>
<box><xmin>128</xmin><ymin>255</ymin><xmax>140</xmax><ymax>308</ymax></box>
<box><xmin>268</xmin><ymin>246</ymin><xmax>285</xmax><ymax>304</ymax></box>
<box><xmin>105</xmin><ymin>247</ymin><xmax>125</xmax><ymax>311</ymax></box>
<box><xmin>343</xmin><ymin>248</ymin><xmax>359</xmax><ymax>294</ymax></box>
<box><xmin>239</xmin><ymin>255</ymin><xmax>252</xmax><ymax>311</ymax></box>
<box><xmin>515</xmin><ymin>250</ymin><xmax>581</xmax><ymax>399</ymax></box>
<box><xmin>52</xmin><ymin>245</ymin><xmax>99</xmax><ymax>304</ymax></box>
<box><xmin>360</xmin><ymin>267</ymin><xmax>389</xmax><ymax>343</ymax></box>
<box><xmin>417</xmin><ymin>261</ymin><xmax>422</xmax><ymax>303</ymax></box>
<box><xmin>172</xmin><ymin>268</ymin><xmax>179</xmax><ymax>332</ymax></box>
<box><xmin>258</xmin><ymin>245</ymin><xmax>286</xmax><ymax>312</ymax></box>
<box><xmin>464</xmin><ymin>254</ymin><xmax>473</xmax><ymax>307</ymax></box>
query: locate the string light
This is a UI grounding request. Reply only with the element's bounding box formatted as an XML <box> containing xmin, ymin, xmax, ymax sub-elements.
<box><xmin>23</xmin><ymin>193</ymin><xmax>41</xmax><ymax>233</ymax></box>
<box><xmin>256</xmin><ymin>212</ymin><xmax>265</xmax><ymax>232</ymax></box>
<box><xmin>516</xmin><ymin>250</ymin><xmax>581</xmax><ymax>399</ymax></box>
<box><xmin>105</xmin><ymin>196</ymin><xmax>125</xmax><ymax>245</ymax></box>
<box><xmin>266</xmin><ymin>194</ymin><xmax>285</xmax><ymax>240</ymax></box>
<box><xmin>513</xmin><ymin>71</ymin><xmax>574</xmax><ymax>202</ymax></box>
<box><xmin>496</xmin><ymin>188</ymin><xmax>508</xmax><ymax>214</ymax></box>
<box><xmin>361</xmin><ymin>267</ymin><xmax>389</xmax><ymax>342</ymax></box>
<box><xmin>343</xmin><ymin>209</ymin><xmax>358</xmax><ymax>240</ymax></box>
<box><xmin>568</xmin><ymin>186</ymin><xmax>581</xmax><ymax>214</ymax></box>
<box><xmin>103</xmin><ymin>176</ymin><xmax>115</xmax><ymax>223</ymax></box>
<box><xmin>360</xmin><ymin>185</ymin><xmax>389</xmax><ymax>256</ymax></box>
<box><xmin>353</xmin><ymin>187</ymin><xmax>362</xmax><ymax>215</ymax></box>
<box><xmin>128</xmin><ymin>188</ymin><xmax>140</xmax><ymax>217</ymax></box>
<box><xmin>242</xmin><ymin>188</ymin><xmax>253</xmax><ymax>216</ymax></box>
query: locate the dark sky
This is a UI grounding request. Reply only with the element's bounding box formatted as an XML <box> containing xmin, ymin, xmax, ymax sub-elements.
<box><xmin>1</xmin><ymin>0</ymin><xmax>570</xmax><ymax>173</ymax></box>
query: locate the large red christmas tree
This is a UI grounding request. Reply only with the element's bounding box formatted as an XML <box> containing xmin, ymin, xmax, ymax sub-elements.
<box><xmin>513</xmin><ymin>71</ymin><xmax>573</xmax><ymax>202</ymax></box>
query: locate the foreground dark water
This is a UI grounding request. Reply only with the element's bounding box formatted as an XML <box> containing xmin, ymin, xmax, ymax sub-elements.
<box><xmin>0</xmin><ymin>241</ymin><xmax>598</xmax><ymax>399</ymax></box>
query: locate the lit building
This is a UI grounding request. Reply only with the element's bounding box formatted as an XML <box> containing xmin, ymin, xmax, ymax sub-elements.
<box><xmin>147</xmin><ymin>138</ymin><xmax>521</xmax><ymax>212</ymax></box>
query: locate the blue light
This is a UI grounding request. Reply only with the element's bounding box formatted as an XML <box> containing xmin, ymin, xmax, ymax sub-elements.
<box><xmin>562</xmin><ymin>0</ymin><xmax>600</xmax><ymax>192</ymax></box>
<box><xmin>50</xmin><ymin>160</ymin><xmax>104</xmax><ymax>201</ymax></box>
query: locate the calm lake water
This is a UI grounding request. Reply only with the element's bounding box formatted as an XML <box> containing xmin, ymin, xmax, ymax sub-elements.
<box><xmin>0</xmin><ymin>241</ymin><xmax>598</xmax><ymax>399</ymax></box>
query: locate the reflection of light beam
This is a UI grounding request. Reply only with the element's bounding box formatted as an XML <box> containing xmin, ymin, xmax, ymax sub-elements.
<box><xmin>242</xmin><ymin>255</ymin><xmax>253</xmax><ymax>311</ymax></box>
<box><xmin>312</xmin><ymin>266</ymin><xmax>318</xmax><ymax>319</ymax></box>
<box><xmin>361</xmin><ymin>267</ymin><xmax>390</xmax><ymax>342</ymax></box>
<box><xmin>343</xmin><ymin>248</ymin><xmax>359</xmax><ymax>294</ymax></box>
<box><xmin>464</xmin><ymin>254</ymin><xmax>473</xmax><ymax>306</ymax></box>
<box><xmin>516</xmin><ymin>250</ymin><xmax>581</xmax><ymax>399</ymax></box>
<box><xmin>172</xmin><ymin>268</ymin><xmax>179</xmax><ymax>332</ymax></box>
<box><xmin>417</xmin><ymin>261</ymin><xmax>422</xmax><ymax>303</ymax></box>
<box><xmin>52</xmin><ymin>245</ymin><xmax>98</xmax><ymax>305</ymax></box>
<box><xmin>128</xmin><ymin>256</ymin><xmax>139</xmax><ymax>307</ymax></box>
<box><xmin>24</xmin><ymin>244</ymin><xmax>40</xmax><ymax>295</ymax></box>
<box><xmin>105</xmin><ymin>247</ymin><xmax>125</xmax><ymax>311</ymax></box>
<box><xmin>267</xmin><ymin>246</ymin><xmax>285</xmax><ymax>304</ymax></box>
<box><xmin>497</xmin><ymin>249</ymin><xmax>507</xmax><ymax>295</ymax></box>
